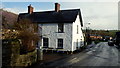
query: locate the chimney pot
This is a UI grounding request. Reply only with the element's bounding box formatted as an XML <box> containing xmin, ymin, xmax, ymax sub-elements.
<box><xmin>55</xmin><ymin>3</ymin><xmax>60</xmax><ymax>12</ymax></box>
<box><xmin>28</xmin><ymin>4</ymin><xmax>34</xmax><ymax>14</ymax></box>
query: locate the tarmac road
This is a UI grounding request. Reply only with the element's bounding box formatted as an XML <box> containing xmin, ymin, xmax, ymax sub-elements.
<box><xmin>30</xmin><ymin>42</ymin><xmax>120</xmax><ymax>68</ymax></box>
<box><xmin>45</xmin><ymin>42</ymin><xmax>120</xmax><ymax>67</ymax></box>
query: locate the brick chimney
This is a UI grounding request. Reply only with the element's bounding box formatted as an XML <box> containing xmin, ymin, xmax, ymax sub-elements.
<box><xmin>28</xmin><ymin>4</ymin><xmax>34</xmax><ymax>14</ymax></box>
<box><xmin>55</xmin><ymin>3</ymin><xmax>60</xmax><ymax>12</ymax></box>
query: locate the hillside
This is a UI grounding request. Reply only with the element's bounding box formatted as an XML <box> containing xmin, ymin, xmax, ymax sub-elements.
<box><xmin>0</xmin><ymin>9</ymin><xmax>18</xmax><ymax>28</ymax></box>
<box><xmin>83</xmin><ymin>29</ymin><xmax>119</xmax><ymax>37</ymax></box>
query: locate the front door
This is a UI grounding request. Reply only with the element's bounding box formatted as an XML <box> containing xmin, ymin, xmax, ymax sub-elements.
<box><xmin>43</xmin><ymin>38</ymin><xmax>49</xmax><ymax>48</ymax></box>
<box><xmin>57</xmin><ymin>39</ymin><xmax>63</xmax><ymax>49</ymax></box>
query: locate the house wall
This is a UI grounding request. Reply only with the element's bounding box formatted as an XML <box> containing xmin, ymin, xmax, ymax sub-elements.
<box><xmin>72</xmin><ymin>15</ymin><xmax>84</xmax><ymax>51</ymax></box>
<box><xmin>38</xmin><ymin>23</ymin><xmax>73</xmax><ymax>51</ymax></box>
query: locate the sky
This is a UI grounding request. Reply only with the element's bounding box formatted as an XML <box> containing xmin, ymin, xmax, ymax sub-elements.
<box><xmin>1</xmin><ymin>0</ymin><xmax>120</xmax><ymax>2</ymax></box>
<box><xmin>1</xmin><ymin>1</ymin><xmax>119</xmax><ymax>30</ymax></box>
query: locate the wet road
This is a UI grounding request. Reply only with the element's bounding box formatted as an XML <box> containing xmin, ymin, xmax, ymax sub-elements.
<box><xmin>43</xmin><ymin>42</ymin><xmax>120</xmax><ymax>67</ymax></box>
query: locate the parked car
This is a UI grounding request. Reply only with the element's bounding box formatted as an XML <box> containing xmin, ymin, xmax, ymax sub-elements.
<box><xmin>108</xmin><ymin>39</ymin><xmax>114</xmax><ymax>46</ymax></box>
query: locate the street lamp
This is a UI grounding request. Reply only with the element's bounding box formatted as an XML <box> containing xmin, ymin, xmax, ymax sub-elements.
<box><xmin>84</xmin><ymin>22</ymin><xmax>91</xmax><ymax>45</ymax></box>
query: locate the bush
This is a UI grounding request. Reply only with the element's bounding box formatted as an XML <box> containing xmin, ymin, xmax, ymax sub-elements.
<box><xmin>94</xmin><ymin>39</ymin><xmax>101</xmax><ymax>44</ymax></box>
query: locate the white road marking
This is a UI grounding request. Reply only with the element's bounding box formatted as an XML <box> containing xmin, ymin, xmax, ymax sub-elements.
<box><xmin>68</xmin><ymin>57</ymin><xmax>79</xmax><ymax>64</ymax></box>
<box><xmin>70</xmin><ymin>58</ymin><xmax>77</xmax><ymax>61</ymax></box>
<box><xmin>95</xmin><ymin>47</ymin><xmax>98</xmax><ymax>48</ymax></box>
<box><xmin>87</xmin><ymin>51</ymin><xmax>93</xmax><ymax>54</ymax></box>
<box><xmin>90</xmin><ymin>48</ymin><xmax>92</xmax><ymax>49</ymax></box>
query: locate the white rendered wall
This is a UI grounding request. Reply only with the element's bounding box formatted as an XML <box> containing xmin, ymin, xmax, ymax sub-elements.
<box><xmin>38</xmin><ymin>23</ymin><xmax>73</xmax><ymax>51</ymax></box>
<box><xmin>72</xmin><ymin>15</ymin><xmax>84</xmax><ymax>51</ymax></box>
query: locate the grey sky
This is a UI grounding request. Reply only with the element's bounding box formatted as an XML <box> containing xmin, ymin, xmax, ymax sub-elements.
<box><xmin>60</xmin><ymin>2</ymin><xmax>118</xmax><ymax>30</ymax></box>
<box><xmin>2</xmin><ymin>0</ymin><xmax>120</xmax><ymax>2</ymax></box>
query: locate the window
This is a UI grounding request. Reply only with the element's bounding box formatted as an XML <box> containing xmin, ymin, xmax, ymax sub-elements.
<box><xmin>77</xmin><ymin>25</ymin><xmax>79</xmax><ymax>34</ymax></box>
<box><xmin>43</xmin><ymin>38</ymin><xmax>49</xmax><ymax>48</ymax></box>
<box><xmin>57</xmin><ymin>39</ymin><xmax>63</xmax><ymax>49</ymax></box>
<box><xmin>58</xmin><ymin>23</ymin><xmax>64</xmax><ymax>33</ymax></box>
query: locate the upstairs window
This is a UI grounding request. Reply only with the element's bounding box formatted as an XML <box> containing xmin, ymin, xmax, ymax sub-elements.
<box><xmin>57</xmin><ymin>39</ymin><xmax>63</xmax><ymax>49</ymax></box>
<box><xmin>58</xmin><ymin>23</ymin><xmax>64</xmax><ymax>33</ymax></box>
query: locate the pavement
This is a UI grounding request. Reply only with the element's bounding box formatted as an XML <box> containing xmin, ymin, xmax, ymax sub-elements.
<box><xmin>43</xmin><ymin>51</ymin><xmax>70</xmax><ymax>63</ymax></box>
<box><xmin>42</xmin><ymin>41</ymin><xmax>95</xmax><ymax>63</ymax></box>
<box><xmin>86</xmin><ymin>41</ymin><xmax>95</xmax><ymax>51</ymax></box>
<box><xmin>28</xmin><ymin>51</ymin><xmax>71</xmax><ymax>68</ymax></box>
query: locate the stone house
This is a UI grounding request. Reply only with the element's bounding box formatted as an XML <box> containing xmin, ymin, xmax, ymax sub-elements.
<box><xmin>18</xmin><ymin>3</ymin><xmax>85</xmax><ymax>52</ymax></box>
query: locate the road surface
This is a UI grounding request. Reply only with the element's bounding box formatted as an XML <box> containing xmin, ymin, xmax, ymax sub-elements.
<box><xmin>31</xmin><ymin>42</ymin><xmax>120</xmax><ymax>68</ymax></box>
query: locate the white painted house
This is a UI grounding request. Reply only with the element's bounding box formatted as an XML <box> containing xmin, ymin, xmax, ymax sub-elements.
<box><xmin>18</xmin><ymin>3</ymin><xmax>85</xmax><ymax>52</ymax></box>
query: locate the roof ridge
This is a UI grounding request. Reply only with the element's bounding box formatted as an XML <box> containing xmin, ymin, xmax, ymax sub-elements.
<box><xmin>32</xmin><ymin>9</ymin><xmax>80</xmax><ymax>13</ymax></box>
<box><xmin>18</xmin><ymin>8</ymin><xmax>83</xmax><ymax>26</ymax></box>
<box><xmin>19</xmin><ymin>9</ymin><xmax>80</xmax><ymax>14</ymax></box>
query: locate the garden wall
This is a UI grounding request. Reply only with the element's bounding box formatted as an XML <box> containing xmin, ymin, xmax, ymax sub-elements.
<box><xmin>2</xmin><ymin>39</ymin><xmax>37</xmax><ymax>68</ymax></box>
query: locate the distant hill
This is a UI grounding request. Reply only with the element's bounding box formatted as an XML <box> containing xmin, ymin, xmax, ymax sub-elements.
<box><xmin>83</xmin><ymin>29</ymin><xmax>119</xmax><ymax>37</ymax></box>
<box><xmin>0</xmin><ymin>9</ymin><xmax>18</xmax><ymax>28</ymax></box>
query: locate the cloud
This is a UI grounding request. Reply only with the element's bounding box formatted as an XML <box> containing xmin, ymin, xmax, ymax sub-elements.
<box><xmin>3</xmin><ymin>8</ymin><xmax>27</xmax><ymax>14</ymax></box>
<box><xmin>88</xmin><ymin>17</ymin><xmax>118</xmax><ymax>30</ymax></box>
<box><xmin>61</xmin><ymin>2</ymin><xmax>118</xmax><ymax>30</ymax></box>
<box><xmin>4</xmin><ymin>8</ymin><xmax>19</xmax><ymax>14</ymax></box>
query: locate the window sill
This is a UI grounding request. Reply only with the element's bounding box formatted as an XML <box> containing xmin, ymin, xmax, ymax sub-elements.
<box><xmin>56</xmin><ymin>32</ymin><xmax>65</xmax><ymax>33</ymax></box>
<box><xmin>43</xmin><ymin>47</ymin><xmax>48</xmax><ymax>48</ymax></box>
<box><xmin>57</xmin><ymin>48</ymin><xmax>63</xmax><ymax>49</ymax></box>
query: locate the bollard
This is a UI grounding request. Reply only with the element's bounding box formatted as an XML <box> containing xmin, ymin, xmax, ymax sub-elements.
<box><xmin>46</xmin><ymin>49</ymin><xmax>47</xmax><ymax>52</ymax></box>
<box><xmin>52</xmin><ymin>49</ymin><xmax>54</xmax><ymax>53</ymax></box>
<box><xmin>71</xmin><ymin>51</ymin><xmax>73</xmax><ymax>54</ymax></box>
<box><xmin>67</xmin><ymin>51</ymin><xmax>68</xmax><ymax>54</ymax></box>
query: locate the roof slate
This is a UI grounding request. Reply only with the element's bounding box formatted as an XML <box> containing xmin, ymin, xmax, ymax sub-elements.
<box><xmin>18</xmin><ymin>9</ymin><xmax>83</xmax><ymax>26</ymax></box>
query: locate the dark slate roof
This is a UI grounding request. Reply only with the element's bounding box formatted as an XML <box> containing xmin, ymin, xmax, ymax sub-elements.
<box><xmin>18</xmin><ymin>9</ymin><xmax>83</xmax><ymax>26</ymax></box>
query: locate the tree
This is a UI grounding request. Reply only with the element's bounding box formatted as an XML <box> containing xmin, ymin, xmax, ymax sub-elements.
<box><xmin>2</xmin><ymin>15</ymin><xmax>19</xmax><ymax>39</ymax></box>
<box><xmin>13</xmin><ymin>19</ymin><xmax>40</xmax><ymax>53</ymax></box>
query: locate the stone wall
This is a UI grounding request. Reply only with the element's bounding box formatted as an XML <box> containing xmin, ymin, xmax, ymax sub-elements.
<box><xmin>14</xmin><ymin>50</ymin><xmax>37</xmax><ymax>67</ymax></box>
<box><xmin>2</xmin><ymin>39</ymin><xmax>37</xmax><ymax>68</ymax></box>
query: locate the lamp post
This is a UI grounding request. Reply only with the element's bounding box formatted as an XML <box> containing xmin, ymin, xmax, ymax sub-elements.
<box><xmin>86</xmin><ymin>22</ymin><xmax>91</xmax><ymax>33</ymax></box>
<box><xmin>85</xmin><ymin>22</ymin><xmax>91</xmax><ymax>45</ymax></box>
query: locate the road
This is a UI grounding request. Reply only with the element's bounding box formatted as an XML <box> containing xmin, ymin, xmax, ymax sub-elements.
<box><xmin>31</xmin><ymin>42</ymin><xmax>120</xmax><ymax>68</ymax></box>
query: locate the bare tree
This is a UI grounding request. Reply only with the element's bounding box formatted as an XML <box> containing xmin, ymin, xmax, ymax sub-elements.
<box><xmin>13</xmin><ymin>19</ymin><xmax>40</xmax><ymax>53</ymax></box>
